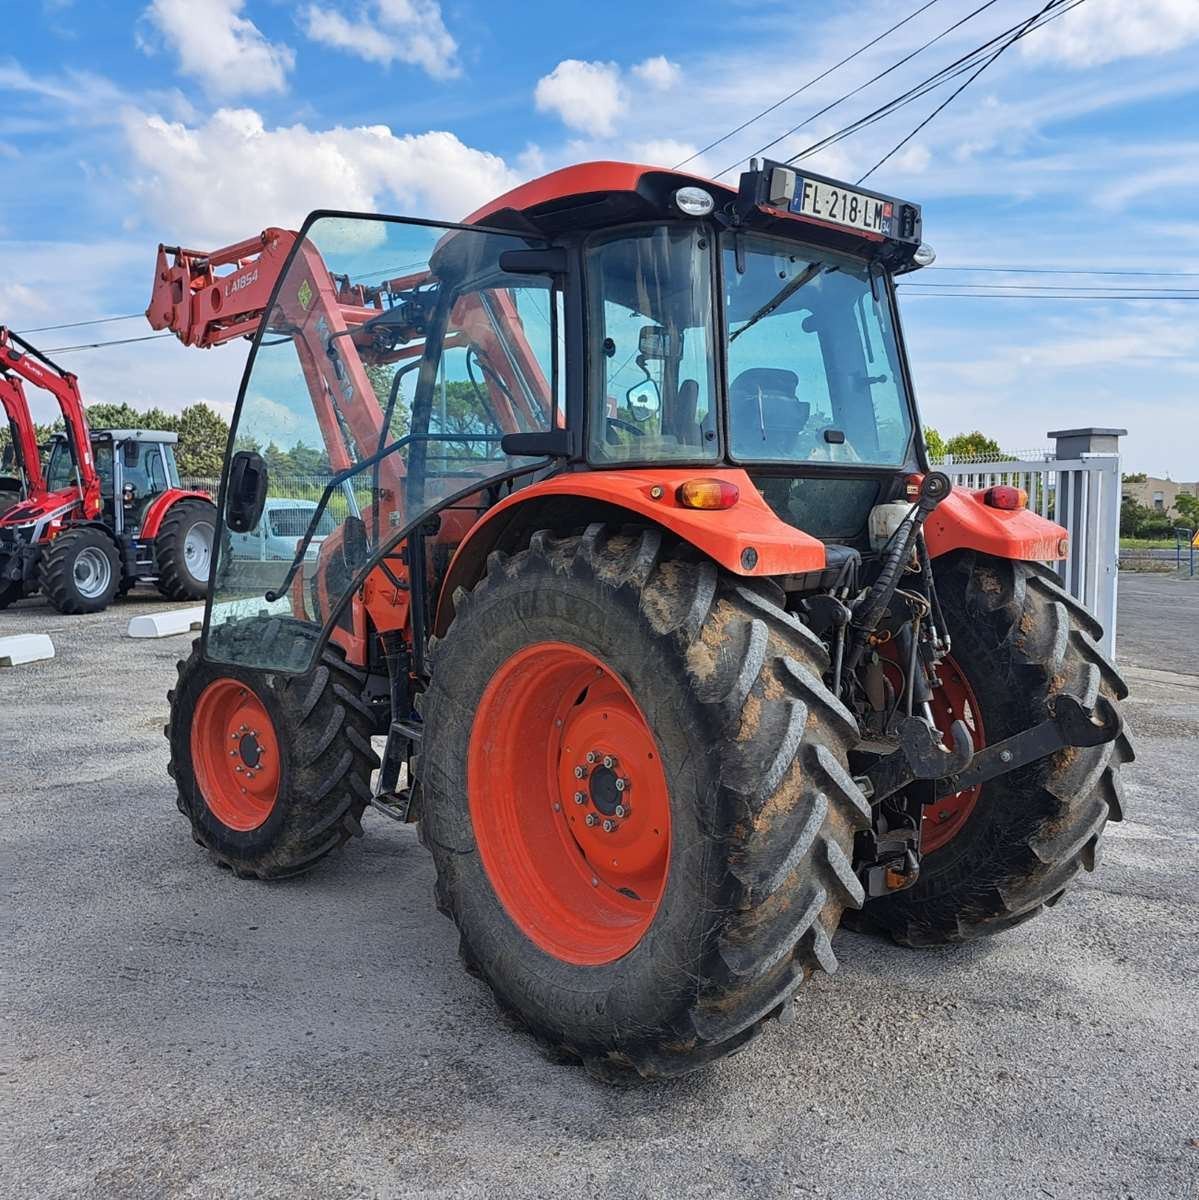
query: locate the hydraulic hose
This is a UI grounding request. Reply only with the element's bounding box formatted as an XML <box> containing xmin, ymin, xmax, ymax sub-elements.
<box><xmin>843</xmin><ymin>471</ymin><xmax>951</xmax><ymax>677</ymax></box>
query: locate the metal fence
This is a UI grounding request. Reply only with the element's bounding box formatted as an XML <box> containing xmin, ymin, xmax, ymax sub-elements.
<box><xmin>182</xmin><ymin>429</ymin><xmax>1126</xmax><ymax>657</ymax></box>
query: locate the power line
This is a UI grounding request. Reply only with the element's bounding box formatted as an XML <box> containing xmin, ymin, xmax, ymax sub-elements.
<box><xmin>857</xmin><ymin>0</ymin><xmax>1069</xmax><ymax>183</ymax></box>
<box><xmin>924</xmin><ymin>265</ymin><xmax>1199</xmax><ymax>277</ymax></box>
<box><xmin>900</xmin><ymin>281</ymin><xmax>1199</xmax><ymax>292</ymax></box>
<box><xmin>898</xmin><ymin>290</ymin><xmax>1199</xmax><ymax>300</ymax></box>
<box><xmin>43</xmin><ymin>333</ymin><xmax>175</xmax><ymax>354</ymax></box>
<box><xmin>673</xmin><ymin>0</ymin><xmax>945</xmax><ymax>170</ymax></box>
<box><xmin>780</xmin><ymin>0</ymin><xmax>1084</xmax><ymax>174</ymax></box>
<box><xmin>15</xmin><ymin>313</ymin><xmax>145</xmax><ymax>335</ymax></box>
<box><xmin>716</xmin><ymin>0</ymin><xmax>1006</xmax><ymax>178</ymax></box>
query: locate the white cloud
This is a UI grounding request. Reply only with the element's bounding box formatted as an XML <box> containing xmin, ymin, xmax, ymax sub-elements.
<box><xmin>121</xmin><ymin>106</ymin><xmax>519</xmax><ymax>244</ymax></box>
<box><xmin>627</xmin><ymin>139</ymin><xmax>699</xmax><ymax>170</ymax></box>
<box><xmin>301</xmin><ymin>0</ymin><xmax>459</xmax><ymax>79</ymax></box>
<box><xmin>534</xmin><ymin>60</ymin><xmax>625</xmax><ymax>136</ymax></box>
<box><xmin>141</xmin><ymin>0</ymin><xmax>294</xmax><ymax>99</ymax></box>
<box><xmin>1020</xmin><ymin>0</ymin><xmax>1199</xmax><ymax>68</ymax></box>
<box><xmin>632</xmin><ymin>55</ymin><xmax>680</xmax><ymax>90</ymax></box>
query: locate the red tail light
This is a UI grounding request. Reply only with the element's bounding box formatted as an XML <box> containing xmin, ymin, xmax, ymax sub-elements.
<box><xmin>983</xmin><ymin>485</ymin><xmax>1028</xmax><ymax>510</ymax></box>
<box><xmin>676</xmin><ymin>478</ymin><xmax>740</xmax><ymax>510</ymax></box>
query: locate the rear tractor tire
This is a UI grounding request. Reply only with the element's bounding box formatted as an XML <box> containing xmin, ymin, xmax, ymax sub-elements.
<box><xmin>166</xmin><ymin>618</ymin><xmax>379</xmax><ymax>879</ymax></box>
<box><xmin>156</xmin><ymin>499</ymin><xmax>218</xmax><ymax>601</ymax></box>
<box><xmin>38</xmin><ymin>526</ymin><xmax>121</xmax><ymax>614</ymax></box>
<box><xmin>417</xmin><ymin>526</ymin><xmax>871</xmax><ymax>1080</ymax></box>
<box><xmin>858</xmin><ymin>550</ymin><xmax>1134</xmax><ymax>946</ymax></box>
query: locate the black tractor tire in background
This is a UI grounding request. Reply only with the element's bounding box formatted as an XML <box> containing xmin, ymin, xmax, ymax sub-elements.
<box><xmin>166</xmin><ymin>618</ymin><xmax>379</xmax><ymax>879</ymax></box>
<box><xmin>155</xmin><ymin>498</ymin><xmax>218</xmax><ymax>601</ymax></box>
<box><xmin>417</xmin><ymin>526</ymin><xmax>871</xmax><ymax>1080</ymax></box>
<box><xmin>859</xmin><ymin>549</ymin><xmax>1134</xmax><ymax>946</ymax></box>
<box><xmin>38</xmin><ymin>526</ymin><xmax>121</xmax><ymax>614</ymax></box>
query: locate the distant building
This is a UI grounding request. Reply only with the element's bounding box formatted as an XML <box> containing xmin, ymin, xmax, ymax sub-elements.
<box><xmin>1123</xmin><ymin>476</ymin><xmax>1199</xmax><ymax>514</ymax></box>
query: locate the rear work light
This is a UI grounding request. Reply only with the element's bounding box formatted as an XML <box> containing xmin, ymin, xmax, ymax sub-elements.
<box><xmin>676</xmin><ymin>478</ymin><xmax>739</xmax><ymax>510</ymax></box>
<box><xmin>983</xmin><ymin>485</ymin><xmax>1028</xmax><ymax>510</ymax></box>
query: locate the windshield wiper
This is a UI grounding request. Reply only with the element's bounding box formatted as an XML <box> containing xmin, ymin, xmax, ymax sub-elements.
<box><xmin>729</xmin><ymin>261</ymin><xmax>826</xmax><ymax>343</ymax></box>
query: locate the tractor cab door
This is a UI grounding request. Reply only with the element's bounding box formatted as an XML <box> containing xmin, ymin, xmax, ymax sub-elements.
<box><xmin>204</xmin><ymin>212</ymin><xmax>562</xmax><ymax>674</ymax></box>
<box><xmin>118</xmin><ymin>439</ymin><xmax>170</xmax><ymax>534</ymax></box>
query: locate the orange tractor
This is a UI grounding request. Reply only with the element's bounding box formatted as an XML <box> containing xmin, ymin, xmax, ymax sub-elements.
<box><xmin>150</xmin><ymin>161</ymin><xmax>1131</xmax><ymax>1079</ymax></box>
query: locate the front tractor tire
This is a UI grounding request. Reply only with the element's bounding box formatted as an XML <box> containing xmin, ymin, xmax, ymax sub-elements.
<box><xmin>166</xmin><ymin>620</ymin><xmax>379</xmax><ymax>879</ymax></box>
<box><xmin>155</xmin><ymin>498</ymin><xmax>218</xmax><ymax>601</ymax></box>
<box><xmin>417</xmin><ymin>527</ymin><xmax>871</xmax><ymax>1080</ymax></box>
<box><xmin>860</xmin><ymin>550</ymin><xmax>1134</xmax><ymax>946</ymax></box>
<box><xmin>38</xmin><ymin>526</ymin><xmax>121</xmax><ymax>614</ymax></box>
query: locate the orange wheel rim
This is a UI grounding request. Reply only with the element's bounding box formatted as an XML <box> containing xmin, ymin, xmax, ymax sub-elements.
<box><xmin>190</xmin><ymin>677</ymin><xmax>280</xmax><ymax>832</ymax></box>
<box><xmin>923</xmin><ymin>654</ymin><xmax>986</xmax><ymax>854</ymax></box>
<box><xmin>467</xmin><ymin>642</ymin><xmax>671</xmax><ymax>966</ymax></box>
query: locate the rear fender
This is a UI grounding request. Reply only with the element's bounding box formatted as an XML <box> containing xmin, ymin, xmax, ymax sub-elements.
<box><xmin>434</xmin><ymin>467</ymin><xmax>826</xmax><ymax>635</ymax></box>
<box><xmin>140</xmin><ymin>488</ymin><xmax>213</xmax><ymax>540</ymax></box>
<box><xmin>924</xmin><ymin>487</ymin><xmax>1068</xmax><ymax>562</ymax></box>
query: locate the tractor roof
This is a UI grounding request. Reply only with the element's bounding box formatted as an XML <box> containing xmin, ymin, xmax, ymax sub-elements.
<box><xmin>464</xmin><ymin>159</ymin><xmax>924</xmax><ymax>268</ymax></box>
<box><xmin>49</xmin><ymin>429</ymin><xmax>179</xmax><ymax>444</ymax></box>
<box><xmin>466</xmin><ymin>161</ymin><xmax>731</xmax><ymax>234</ymax></box>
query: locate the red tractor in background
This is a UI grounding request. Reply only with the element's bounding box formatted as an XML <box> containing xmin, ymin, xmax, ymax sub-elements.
<box><xmin>150</xmin><ymin>160</ymin><xmax>1131</xmax><ymax>1080</ymax></box>
<box><xmin>0</xmin><ymin>371</ymin><xmax>45</xmax><ymax>515</ymax></box>
<box><xmin>0</xmin><ymin>327</ymin><xmax>218</xmax><ymax>613</ymax></box>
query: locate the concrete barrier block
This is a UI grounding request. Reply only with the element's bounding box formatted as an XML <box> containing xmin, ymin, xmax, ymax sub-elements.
<box><xmin>0</xmin><ymin>633</ymin><xmax>55</xmax><ymax>666</ymax></box>
<box><xmin>127</xmin><ymin>607</ymin><xmax>205</xmax><ymax>639</ymax></box>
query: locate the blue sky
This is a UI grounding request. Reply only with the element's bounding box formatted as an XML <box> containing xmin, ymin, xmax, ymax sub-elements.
<box><xmin>2</xmin><ymin>0</ymin><xmax>1197</xmax><ymax>477</ymax></box>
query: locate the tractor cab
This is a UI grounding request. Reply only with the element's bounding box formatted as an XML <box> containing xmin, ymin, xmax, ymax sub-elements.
<box><xmin>203</xmin><ymin>159</ymin><xmax>933</xmax><ymax>671</ymax></box>
<box><xmin>44</xmin><ymin>429</ymin><xmax>183</xmax><ymax>535</ymax></box>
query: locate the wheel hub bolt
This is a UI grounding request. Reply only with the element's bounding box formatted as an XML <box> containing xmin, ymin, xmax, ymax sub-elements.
<box><xmin>573</xmin><ymin>791</ymin><xmax>586</xmax><ymax>805</ymax></box>
<box><xmin>614</xmin><ymin>804</ymin><xmax>627</xmax><ymax>818</ymax></box>
<box><xmin>602</xmin><ymin>755</ymin><xmax>615</xmax><ymax>769</ymax></box>
<box><xmin>602</xmin><ymin>819</ymin><xmax>616</xmax><ymax>833</ymax></box>
<box><xmin>573</xmin><ymin>765</ymin><xmax>586</xmax><ymax>779</ymax></box>
<box><xmin>585</xmin><ymin>751</ymin><xmax>597</xmax><ymax>764</ymax></box>
<box><xmin>614</xmin><ymin>778</ymin><xmax>626</xmax><ymax>792</ymax></box>
<box><xmin>585</xmin><ymin>813</ymin><xmax>597</xmax><ymax>827</ymax></box>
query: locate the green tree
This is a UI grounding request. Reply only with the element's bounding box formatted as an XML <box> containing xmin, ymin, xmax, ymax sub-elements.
<box><xmin>1173</xmin><ymin>492</ymin><xmax>1199</xmax><ymax>529</ymax></box>
<box><xmin>1122</xmin><ymin>471</ymin><xmax>1147</xmax><ymax>484</ymax></box>
<box><xmin>175</xmin><ymin>404</ymin><xmax>229</xmax><ymax>477</ymax></box>
<box><xmin>922</xmin><ymin>426</ymin><xmax>946</xmax><ymax>461</ymax></box>
<box><xmin>1120</xmin><ymin>494</ymin><xmax>1153</xmax><ymax>538</ymax></box>
<box><xmin>945</xmin><ymin>430</ymin><xmax>1004</xmax><ymax>461</ymax></box>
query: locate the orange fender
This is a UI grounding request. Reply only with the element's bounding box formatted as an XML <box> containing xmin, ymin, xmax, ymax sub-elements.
<box><xmin>435</xmin><ymin>467</ymin><xmax>825</xmax><ymax>634</ymax></box>
<box><xmin>924</xmin><ymin>487</ymin><xmax>1068</xmax><ymax>562</ymax></box>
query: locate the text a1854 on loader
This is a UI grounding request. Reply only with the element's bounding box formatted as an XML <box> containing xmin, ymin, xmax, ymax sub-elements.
<box><xmin>0</xmin><ymin>327</ymin><xmax>220</xmax><ymax>613</ymax></box>
<box><xmin>149</xmin><ymin>160</ymin><xmax>1132</xmax><ymax>1081</ymax></box>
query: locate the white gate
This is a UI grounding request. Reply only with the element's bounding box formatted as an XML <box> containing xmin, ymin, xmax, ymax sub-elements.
<box><xmin>940</xmin><ymin>429</ymin><xmax>1123</xmax><ymax>657</ymax></box>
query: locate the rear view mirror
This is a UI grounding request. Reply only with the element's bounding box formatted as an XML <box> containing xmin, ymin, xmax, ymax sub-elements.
<box><xmin>638</xmin><ymin>326</ymin><xmax>679</xmax><ymax>361</ymax></box>
<box><xmin>226</xmin><ymin>450</ymin><xmax>268</xmax><ymax>533</ymax></box>
<box><xmin>625</xmin><ymin>377</ymin><xmax>661</xmax><ymax>423</ymax></box>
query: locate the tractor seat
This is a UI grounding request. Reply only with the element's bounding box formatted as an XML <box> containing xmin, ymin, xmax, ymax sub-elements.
<box><xmin>729</xmin><ymin>368</ymin><xmax>810</xmax><ymax>458</ymax></box>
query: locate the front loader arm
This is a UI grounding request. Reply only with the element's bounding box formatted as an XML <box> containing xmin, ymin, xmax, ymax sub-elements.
<box><xmin>0</xmin><ymin>327</ymin><xmax>100</xmax><ymax>518</ymax></box>
<box><xmin>0</xmin><ymin>374</ymin><xmax>46</xmax><ymax>495</ymax></box>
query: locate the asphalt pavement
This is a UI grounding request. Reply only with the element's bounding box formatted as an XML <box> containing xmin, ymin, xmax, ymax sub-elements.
<box><xmin>1</xmin><ymin>575</ymin><xmax>1196</xmax><ymax>1200</ymax></box>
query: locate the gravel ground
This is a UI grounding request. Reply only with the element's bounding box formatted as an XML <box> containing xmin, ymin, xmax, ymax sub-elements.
<box><xmin>1</xmin><ymin>577</ymin><xmax>1196</xmax><ymax>1200</ymax></box>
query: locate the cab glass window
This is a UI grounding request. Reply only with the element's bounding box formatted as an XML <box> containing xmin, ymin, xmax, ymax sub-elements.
<box><xmin>207</xmin><ymin>214</ymin><xmax>558</xmax><ymax>673</ymax></box>
<box><xmin>586</xmin><ymin>225</ymin><xmax>718</xmax><ymax>462</ymax></box>
<box><xmin>722</xmin><ymin>234</ymin><xmax>913</xmax><ymax>466</ymax></box>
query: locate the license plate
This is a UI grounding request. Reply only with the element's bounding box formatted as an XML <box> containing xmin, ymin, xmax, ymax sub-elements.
<box><xmin>791</xmin><ymin>179</ymin><xmax>893</xmax><ymax>237</ymax></box>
